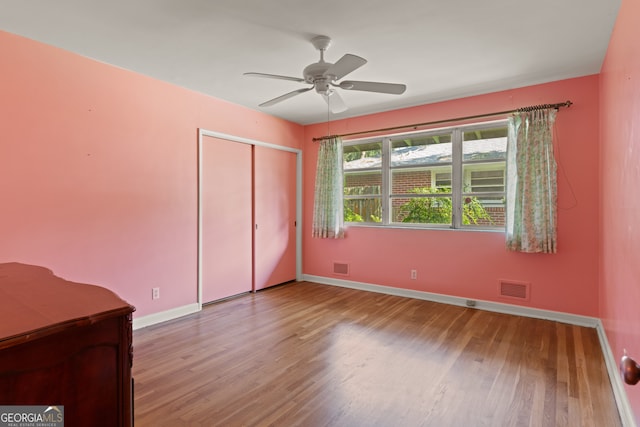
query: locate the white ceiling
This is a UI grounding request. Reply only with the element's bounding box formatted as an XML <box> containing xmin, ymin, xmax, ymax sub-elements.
<box><xmin>1</xmin><ymin>0</ymin><xmax>621</xmax><ymax>125</ymax></box>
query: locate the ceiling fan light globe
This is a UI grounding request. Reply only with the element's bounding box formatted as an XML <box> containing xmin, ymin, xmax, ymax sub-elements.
<box><xmin>314</xmin><ymin>79</ymin><xmax>331</xmax><ymax>94</ymax></box>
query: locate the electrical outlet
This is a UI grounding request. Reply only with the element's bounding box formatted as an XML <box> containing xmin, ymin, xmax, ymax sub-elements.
<box><xmin>410</xmin><ymin>269</ymin><xmax>417</xmax><ymax>280</ymax></box>
<box><xmin>152</xmin><ymin>287</ymin><xmax>160</xmax><ymax>300</ymax></box>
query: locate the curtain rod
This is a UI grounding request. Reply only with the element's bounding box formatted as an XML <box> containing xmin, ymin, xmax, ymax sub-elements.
<box><xmin>312</xmin><ymin>100</ymin><xmax>573</xmax><ymax>142</ymax></box>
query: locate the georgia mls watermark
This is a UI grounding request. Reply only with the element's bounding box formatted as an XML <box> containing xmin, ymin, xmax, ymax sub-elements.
<box><xmin>0</xmin><ymin>406</ymin><xmax>64</xmax><ymax>427</ymax></box>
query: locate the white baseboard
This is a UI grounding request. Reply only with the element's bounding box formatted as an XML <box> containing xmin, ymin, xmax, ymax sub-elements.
<box><xmin>132</xmin><ymin>303</ymin><xmax>200</xmax><ymax>330</ymax></box>
<box><xmin>303</xmin><ymin>274</ymin><xmax>636</xmax><ymax>426</ymax></box>
<box><xmin>303</xmin><ymin>275</ymin><xmax>599</xmax><ymax>327</ymax></box>
<box><xmin>596</xmin><ymin>322</ymin><xmax>637</xmax><ymax>427</ymax></box>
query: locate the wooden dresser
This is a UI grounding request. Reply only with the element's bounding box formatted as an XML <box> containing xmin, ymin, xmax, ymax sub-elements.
<box><xmin>0</xmin><ymin>262</ymin><xmax>135</xmax><ymax>427</ymax></box>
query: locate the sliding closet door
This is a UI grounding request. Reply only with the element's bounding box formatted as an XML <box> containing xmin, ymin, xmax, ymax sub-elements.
<box><xmin>201</xmin><ymin>137</ymin><xmax>253</xmax><ymax>303</ymax></box>
<box><xmin>254</xmin><ymin>146</ymin><xmax>297</xmax><ymax>290</ymax></box>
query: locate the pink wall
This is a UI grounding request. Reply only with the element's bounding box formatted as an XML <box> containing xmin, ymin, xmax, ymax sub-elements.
<box><xmin>600</xmin><ymin>0</ymin><xmax>640</xmax><ymax>419</ymax></box>
<box><xmin>304</xmin><ymin>76</ymin><xmax>601</xmax><ymax>316</ymax></box>
<box><xmin>2</xmin><ymin>11</ymin><xmax>637</xmax><ymax>417</ymax></box>
<box><xmin>0</xmin><ymin>31</ymin><xmax>303</xmax><ymax>317</ymax></box>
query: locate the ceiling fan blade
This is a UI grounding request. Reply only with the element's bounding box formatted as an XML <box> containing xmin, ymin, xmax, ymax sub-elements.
<box><xmin>324</xmin><ymin>54</ymin><xmax>367</xmax><ymax>80</ymax></box>
<box><xmin>339</xmin><ymin>80</ymin><xmax>406</xmax><ymax>95</ymax></box>
<box><xmin>259</xmin><ymin>87</ymin><xmax>313</xmax><ymax>107</ymax></box>
<box><xmin>323</xmin><ymin>91</ymin><xmax>348</xmax><ymax>114</ymax></box>
<box><xmin>244</xmin><ymin>72</ymin><xmax>306</xmax><ymax>83</ymax></box>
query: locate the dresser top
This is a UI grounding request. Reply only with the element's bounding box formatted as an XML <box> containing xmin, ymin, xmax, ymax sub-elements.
<box><xmin>0</xmin><ymin>262</ymin><xmax>134</xmax><ymax>347</ymax></box>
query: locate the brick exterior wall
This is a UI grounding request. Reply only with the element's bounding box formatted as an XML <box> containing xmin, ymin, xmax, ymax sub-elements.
<box><xmin>391</xmin><ymin>170</ymin><xmax>432</xmax><ymax>194</ymax></box>
<box><xmin>344</xmin><ymin>170</ymin><xmax>505</xmax><ymax>226</ymax></box>
<box><xmin>475</xmin><ymin>206</ymin><xmax>505</xmax><ymax>226</ymax></box>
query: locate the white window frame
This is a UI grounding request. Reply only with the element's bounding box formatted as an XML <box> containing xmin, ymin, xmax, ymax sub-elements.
<box><xmin>343</xmin><ymin>120</ymin><xmax>507</xmax><ymax>231</ymax></box>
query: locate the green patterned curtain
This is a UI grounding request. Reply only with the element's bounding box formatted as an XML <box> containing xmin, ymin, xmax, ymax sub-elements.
<box><xmin>312</xmin><ymin>137</ymin><xmax>345</xmax><ymax>239</ymax></box>
<box><xmin>506</xmin><ymin>109</ymin><xmax>558</xmax><ymax>253</ymax></box>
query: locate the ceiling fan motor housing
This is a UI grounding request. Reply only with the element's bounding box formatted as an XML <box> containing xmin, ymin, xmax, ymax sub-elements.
<box><xmin>303</xmin><ymin>62</ymin><xmax>335</xmax><ymax>95</ymax></box>
<box><xmin>304</xmin><ymin>63</ymin><xmax>332</xmax><ymax>81</ymax></box>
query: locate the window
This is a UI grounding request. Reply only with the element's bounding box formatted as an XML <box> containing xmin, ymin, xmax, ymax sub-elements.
<box><xmin>343</xmin><ymin>122</ymin><xmax>507</xmax><ymax>229</ymax></box>
<box><xmin>434</xmin><ymin>172</ymin><xmax>452</xmax><ymax>189</ymax></box>
<box><xmin>343</xmin><ymin>141</ymin><xmax>383</xmax><ymax>223</ymax></box>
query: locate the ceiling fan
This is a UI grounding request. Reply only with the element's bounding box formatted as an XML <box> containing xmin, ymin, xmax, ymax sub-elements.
<box><xmin>244</xmin><ymin>35</ymin><xmax>407</xmax><ymax>114</ymax></box>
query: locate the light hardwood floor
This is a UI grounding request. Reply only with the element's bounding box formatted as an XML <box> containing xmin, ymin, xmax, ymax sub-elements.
<box><xmin>133</xmin><ymin>281</ymin><xmax>621</xmax><ymax>426</ymax></box>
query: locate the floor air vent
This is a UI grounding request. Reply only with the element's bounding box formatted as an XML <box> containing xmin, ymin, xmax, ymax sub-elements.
<box><xmin>333</xmin><ymin>262</ymin><xmax>350</xmax><ymax>276</ymax></box>
<box><xmin>499</xmin><ymin>280</ymin><xmax>530</xmax><ymax>300</ymax></box>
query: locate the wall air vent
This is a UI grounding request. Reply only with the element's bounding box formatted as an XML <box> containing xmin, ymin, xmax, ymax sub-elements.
<box><xmin>499</xmin><ymin>280</ymin><xmax>530</xmax><ymax>301</ymax></box>
<box><xmin>333</xmin><ymin>262</ymin><xmax>350</xmax><ymax>276</ymax></box>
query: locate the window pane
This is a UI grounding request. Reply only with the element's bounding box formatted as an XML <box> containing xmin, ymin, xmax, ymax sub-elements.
<box><xmin>391</xmin><ymin>133</ymin><xmax>452</xmax><ymax>167</ymax></box>
<box><xmin>344</xmin><ymin>169</ymin><xmax>382</xmax><ymax>223</ymax></box>
<box><xmin>344</xmin><ymin>141</ymin><xmax>383</xmax><ymax>170</ymax></box>
<box><xmin>435</xmin><ymin>172</ymin><xmax>451</xmax><ymax>188</ymax></box>
<box><xmin>391</xmin><ymin>167</ymin><xmax>452</xmax><ymax>195</ymax></box>
<box><xmin>391</xmin><ymin>166</ymin><xmax>452</xmax><ymax>224</ymax></box>
<box><xmin>461</xmin><ymin>195</ymin><xmax>505</xmax><ymax>227</ymax></box>
<box><xmin>344</xmin><ymin>197</ymin><xmax>382</xmax><ymax>223</ymax></box>
<box><xmin>463</xmin><ymin>127</ymin><xmax>507</xmax><ymax>162</ymax></box>
<box><xmin>461</xmin><ymin>127</ymin><xmax>506</xmax><ymax>229</ymax></box>
<box><xmin>392</xmin><ymin>195</ymin><xmax>453</xmax><ymax>225</ymax></box>
<box><xmin>344</xmin><ymin>171</ymin><xmax>382</xmax><ymax>196</ymax></box>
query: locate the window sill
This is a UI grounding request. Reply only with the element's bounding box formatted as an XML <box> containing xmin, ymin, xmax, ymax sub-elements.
<box><xmin>344</xmin><ymin>222</ymin><xmax>505</xmax><ymax>233</ymax></box>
